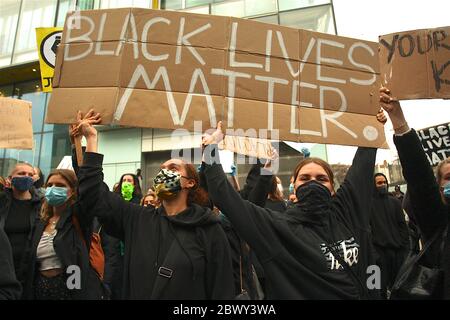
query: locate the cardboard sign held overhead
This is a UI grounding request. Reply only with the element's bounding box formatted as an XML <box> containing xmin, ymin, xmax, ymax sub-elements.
<box><xmin>219</xmin><ymin>135</ymin><xmax>274</xmax><ymax>159</ymax></box>
<box><xmin>46</xmin><ymin>8</ymin><xmax>386</xmax><ymax>148</ymax></box>
<box><xmin>417</xmin><ymin>122</ymin><xmax>450</xmax><ymax>166</ymax></box>
<box><xmin>0</xmin><ymin>97</ymin><xmax>33</xmax><ymax>150</ymax></box>
<box><xmin>379</xmin><ymin>26</ymin><xmax>450</xmax><ymax>99</ymax></box>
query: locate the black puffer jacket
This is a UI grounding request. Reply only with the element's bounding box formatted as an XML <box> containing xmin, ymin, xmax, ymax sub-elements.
<box><xmin>0</xmin><ymin>226</ymin><xmax>21</xmax><ymax>299</ymax></box>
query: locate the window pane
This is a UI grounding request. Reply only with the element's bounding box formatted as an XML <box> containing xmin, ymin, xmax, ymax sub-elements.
<box><xmin>78</xmin><ymin>0</ymin><xmax>96</xmax><ymax>10</ymax></box>
<box><xmin>250</xmin><ymin>14</ymin><xmax>278</xmax><ymax>25</ymax></box>
<box><xmin>186</xmin><ymin>0</ymin><xmax>212</xmax><ymax>8</ymax></box>
<box><xmin>161</xmin><ymin>0</ymin><xmax>183</xmax><ymax>10</ymax></box>
<box><xmin>13</xmin><ymin>0</ymin><xmax>58</xmax><ymax>64</ymax></box>
<box><xmin>279</xmin><ymin>0</ymin><xmax>330</xmax><ymax>11</ymax></box>
<box><xmin>182</xmin><ymin>5</ymin><xmax>209</xmax><ymax>14</ymax></box>
<box><xmin>99</xmin><ymin>0</ymin><xmax>151</xmax><ymax>8</ymax></box>
<box><xmin>39</xmin><ymin>126</ymin><xmax>71</xmax><ymax>176</ymax></box>
<box><xmin>244</xmin><ymin>0</ymin><xmax>277</xmax><ymax>17</ymax></box>
<box><xmin>12</xmin><ymin>80</ymin><xmax>47</xmax><ymax>133</ymax></box>
<box><xmin>211</xmin><ymin>0</ymin><xmax>245</xmax><ymax>17</ymax></box>
<box><xmin>279</xmin><ymin>5</ymin><xmax>335</xmax><ymax>34</ymax></box>
<box><xmin>56</xmin><ymin>0</ymin><xmax>76</xmax><ymax>27</ymax></box>
<box><xmin>98</xmin><ymin>128</ymin><xmax>141</xmax><ymax>164</ymax></box>
<box><xmin>0</xmin><ymin>0</ymin><xmax>21</xmax><ymax>67</ymax></box>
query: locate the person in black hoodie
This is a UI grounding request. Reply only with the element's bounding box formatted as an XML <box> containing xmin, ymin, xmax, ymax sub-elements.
<box><xmin>114</xmin><ymin>173</ymin><xmax>142</xmax><ymax>205</ymax></box>
<box><xmin>0</xmin><ymin>163</ymin><xmax>42</xmax><ymax>291</ymax></box>
<box><xmin>22</xmin><ymin>169</ymin><xmax>105</xmax><ymax>300</ymax></box>
<box><xmin>201</xmin><ymin>120</ymin><xmax>384</xmax><ymax>299</ymax></box>
<box><xmin>370</xmin><ymin>173</ymin><xmax>409</xmax><ymax>298</ymax></box>
<box><xmin>380</xmin><ymin>86</ymin><xmax>450</xmax><ymax>299</ymax></box>
<box><xmin>0</xmin><ymin>226</ymin><xmax>22</xmax><ymax>299</ymax></box>
<box><xmin>75</xmin><ymin>112</ymin><xmax>235</xmax><ymax>299</ymax></box>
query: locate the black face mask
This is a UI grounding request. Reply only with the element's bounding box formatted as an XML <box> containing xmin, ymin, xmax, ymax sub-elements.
<box><xmin>296</xmin><ymin>180</ymin><xmax>332</xmax><ymax>207</ymax></box>
<box><xmin>376</xmin><ymin>185</ymin><xmax>388</xmax><ymax>195</ymax></box>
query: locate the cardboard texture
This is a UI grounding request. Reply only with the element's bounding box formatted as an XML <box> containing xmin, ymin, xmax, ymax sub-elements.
<box><xmin>379</xmin><ymin>26</ymin><xmax>450</xmax><ymax>99</ymax></box>
<box><xmin>417</xmin><ymin>122</ymin><xmax>450</xmax><ymax>166</ymax></box>
<box><xmin>219</xmin><ymin>135</ymin><xmax>274</xmax><ymax>159</ymax></box>
<box><xmin>47</xmin><ymin>7</ymin><xmax>384</xmax><ymax>148</ymax></box>
<box><xmin>0</xmin><ymin>97</ymin><xmax>33</xmax><ymax>150</ymax></box>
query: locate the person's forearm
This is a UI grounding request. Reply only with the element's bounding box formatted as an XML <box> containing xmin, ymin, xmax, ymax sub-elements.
<box><xmin>85</xmin><ymin>134</ymin><xmax>98</xmax><ymax>153</ymax></box>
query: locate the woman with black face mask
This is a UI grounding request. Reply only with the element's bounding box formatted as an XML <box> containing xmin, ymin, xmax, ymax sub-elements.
<box><xmin>75</xmin><ymin>110</ymin><xmax>235</xmax><ymax>299</ymax></box>
<box><xmin>201</xmin><ymin>119</ymin><xmax>385</xmax><ymax>300</ymax></box>
<box><xmin>380</xmin><ymin>86</ymin><xmax>450</xmax><ymax>299</ymax></box>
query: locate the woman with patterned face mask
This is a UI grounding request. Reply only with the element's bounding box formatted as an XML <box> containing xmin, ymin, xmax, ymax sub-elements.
<box><xmin>75</xmin><ymin>111</ymin><xmax>235</xmax><ymax>300</ymax></box>
<box><xmin>21</xmin><ymin>169</ymin><xmax>104</xmax><ymax>300</ymax></box>
<box><xmin>380</xmin><ymin>86</ymin><xmax>450</xmax><ymax>299</ymax></box>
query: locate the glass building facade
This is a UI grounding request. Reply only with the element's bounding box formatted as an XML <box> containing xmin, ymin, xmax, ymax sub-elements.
<box><xmin>0</xmin><ymin>0</ymin><xmax>336</xmax><ymax>191</ymax></box>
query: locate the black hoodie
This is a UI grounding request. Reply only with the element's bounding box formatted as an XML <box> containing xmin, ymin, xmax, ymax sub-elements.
<box><xmin>0</xmin><ymin>226</ymin><xmax>21</xmax><ymax>299</ymax></box>
<box><xmin>370</xmin><ymin>184</ymin><xmax>410</xmax><ymax>250</ymax></box>
<box><xmin>77</xmin><ymin>152</ymin><xmax>235</xmax><ymax>299</ymax></box>
<box><xmin>204</xmin><ymin>145</ymin><xmax>379</xmax><ymax>299</ymax></box>
<box><xmin>393</xmin><ymin>129</ymin><xmax>450</xmax><ymax>299</ymax></box>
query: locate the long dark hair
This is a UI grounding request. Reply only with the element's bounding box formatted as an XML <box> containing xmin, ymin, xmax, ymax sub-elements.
<box><xmin>114</xmin><ymin>173</ymin><xmax>143</xmax><ymax>200</ymax></box>
<box><xmin>268</xmin><ymin>176</ymin><xmax>284</xmax><ymax>202</ymax></box>
<box><xmin>183</xmin><ymin>163</ymin><xmax>211</xmax><ymax>208</ymax></box>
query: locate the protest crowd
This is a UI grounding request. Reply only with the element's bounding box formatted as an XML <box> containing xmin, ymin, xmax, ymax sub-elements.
<box><xmin>0</xmin><ymin>4</ymin><xmax>449</xmax><ymax>302</ymax></box>
<box><xmin>0</xmin><ymin>87</ymin><xmax>449</xmax><ymax>300</ymax></box>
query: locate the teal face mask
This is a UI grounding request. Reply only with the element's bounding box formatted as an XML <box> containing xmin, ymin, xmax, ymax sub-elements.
<box><xmin>443</xmin><ymin>182</ymin><xmax>450</xmax><ymax>200</ymax></box>
<box><xmin>45</xmin><ymin>186</ymin><xmax>68</xmax><ymax>207</ymax></box>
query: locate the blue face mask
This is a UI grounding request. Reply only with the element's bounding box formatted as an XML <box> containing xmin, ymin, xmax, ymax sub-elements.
<box><xmin>11</xmin><ymin>176</ymin><xmax>34</xmax><ymax>191</ymax></box>
<box><xmin>45</xmin><ymin>187</ymin><xmax>69</xmax><ymax>207</ymax></box>
<box><xmin>443</xmin><ymin>182</ymin><xmax>450</xmax><ymax>200</ymax></box>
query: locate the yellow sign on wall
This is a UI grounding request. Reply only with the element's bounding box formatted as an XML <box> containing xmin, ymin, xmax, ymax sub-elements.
<box><xmin>35</xmin><ymin>27</ymin><xmax>63</xmax><ymax>92</ymax></box>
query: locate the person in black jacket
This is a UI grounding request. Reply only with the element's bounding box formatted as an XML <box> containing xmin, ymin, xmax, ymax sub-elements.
<box><xmin>21</xmin><ymin>169</ymin><xmax>105</xmax><ymax>300</ymax></box>
<box><xmin>75</xmin><ymin>111</ymin><xmax>235</xmax><ymax>299</ymax></box>
<box><xmin>380</xmin><ymin>86</ymin><xmax>450</xmax><ymax>299</ymax></box>
<box><xmin>370</xmin><ymin>173</ymin><xmax>409</xmax><ymax>298</ymax></box>
<box><xmin>114</xmin><ymin>173</ymin><xmax>142</xmax><ymax>205</ymax></box>
<box><xmin>0</xmin><ymin>163</ymin><xmax>42</xmax><ymax>290</ymax></box>
<box><xmin>200</xmin><ymin>120</ymin><xmax>384</xmax><ymax>299</ymax></box>
<box><xmin>0</xmin><ymin>226</ymin><xmax>22</xmax><ymax>299</ymax></box>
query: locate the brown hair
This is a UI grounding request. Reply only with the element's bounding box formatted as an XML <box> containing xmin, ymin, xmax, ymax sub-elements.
<box><xmin>184</xmin><ymin>163</ymin><xmax>211</xmax><ymax>208</ymax></box>
<box><xmin>268</xmin><ymin>176</ymin><xmax>284</xmax><ymax>201</ymax></box>
<box><xmin>0</xmin><ymin>176</ymin><xmax>6</xmax><ymax>187</ymax></box>
<box><xmin>40</xmin><ymin>169</ymin><xmax>78</xmax><ymax>222</ymax></box>
<box><xmin>293</xmin><ymin>157</ymin><xmax>335</xmax><ymax>188</ymax></box>
<box><xmin>436</xmin><ymin>157</ymin><xmax>450</xmax><ymax>186</ymax></box>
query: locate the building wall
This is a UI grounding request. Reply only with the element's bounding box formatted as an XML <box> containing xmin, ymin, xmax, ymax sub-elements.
<box><xmin>0</xmin><ymin>0</ymin><xmax>336</xmax><ymax>191</ymax></box>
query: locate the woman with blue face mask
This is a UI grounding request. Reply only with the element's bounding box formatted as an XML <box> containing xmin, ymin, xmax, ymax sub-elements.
<box><xmin>21</xmin><ymin>169</ymin><xmax>105</xmax><ymax>300</ymax></box>
<box><xmin>380</xmin><ymin>86</ymin><xmax>450</xmax><ymax>299</ymax></box>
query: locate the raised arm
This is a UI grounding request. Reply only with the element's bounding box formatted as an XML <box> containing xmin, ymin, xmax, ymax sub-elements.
<box><xmin>201</xmin><ymin>126</ymin><xmax>283</xmax><ymax>261</ymax></box>
<box><xmin>334</xmin><ymin>147</ymin><xmax>377</xmax><ymax>230</ymax></box>
<box><xmin>75</xmin><ymin>110</ymin><xmax>146</xmax><ymax>240</ymax></box>
<box><xmin>380</xmin><ymin>87</ymin><xmax>446</xmax><ymax>238</ymax></box>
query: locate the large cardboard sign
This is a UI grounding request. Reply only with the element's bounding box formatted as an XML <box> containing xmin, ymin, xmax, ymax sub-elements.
<box><xmin>46</xmin><ymin>8</ymin><xmax>386</xmax><ymax>148</ymax></box>
<box><xmin>0</xmin><ymin>97</ymin><xmax>33</xmax><ymax>150</ymax></box>
<box><xmin>379</xmin><ymin>26</ymin><xmax>450</xmax><ymax>99</ymax></box>
<box><xmin>417</xmin><ymin>122</ymin><xmax>450</xmax><ymax>166</ymax></box>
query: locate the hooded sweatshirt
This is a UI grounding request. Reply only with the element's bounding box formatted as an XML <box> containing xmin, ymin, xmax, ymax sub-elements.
<box><xmin>203</xmin><ymin>145</ymin><xmax>379</xmax><ymax>299</ymax></box>
<box><xmin>77</xmin><ymin>152</ymin><xmax>235</xmax><ymax>300</ymax></box>
<box><xmin>0</xmin><ymin>226</ymin><xmax>21</xmax><ymax>299</ymax></box>
<box><xmin>370</xmin><ymin>182</ymin><xmax>410</xmax><ymax>250</ymax></box>
<box><xmin>393</xmin><ymin>129</ymin><xmax>450</xmax><ymax>299</ymax></box>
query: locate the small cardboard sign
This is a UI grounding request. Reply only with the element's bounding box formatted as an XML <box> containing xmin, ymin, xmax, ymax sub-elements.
<box><xmin>35</xmin><ymin>27</ymin><xmax>63</xmax><ymax>92</ymax></box>
<box><xmin>219</xmin><ymin>135</ymin><xmax>274</xmax><ymax>159</ymax></box>
<box><xmin>0</xmin><ymin>97</ymin><xmax>33</xmax><ymax>150</ymax></box>
<box><xmin>417</xmin><ymin>122</ymin><xmax>450</xmax><ymax>166</ymax></box>
<box><xmin>46</xmin><ymin>8</ymin><xmax>386</xmax><ymax>148</ymax></box>
<box><xmin>379</xmin><ymin>26</ymin><xmax>450</xmax><ymax>99</ymax></box>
